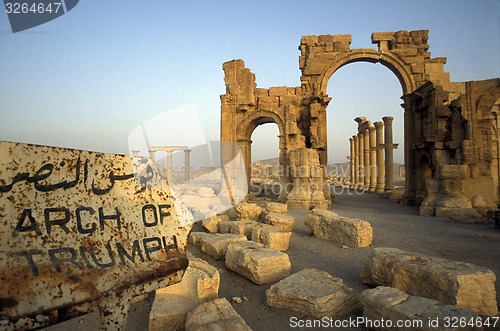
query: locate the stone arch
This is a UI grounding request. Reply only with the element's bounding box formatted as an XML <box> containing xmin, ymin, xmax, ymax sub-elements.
<box><xmin>318</xmin><ymin>49</ymin><xmax>415</xmax><ymax>96</ymax></box>
<box><xmin>235</xmin><ymin>109</ymin><xmax>287</xmax><ymax>186</ymax></box>
<box><xmin>236</xmin><ymin>109</ymin><xmax>285</xmax><ymax>142</ymax></box>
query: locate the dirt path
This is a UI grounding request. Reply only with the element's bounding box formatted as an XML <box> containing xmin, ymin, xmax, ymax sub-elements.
<box><xmin>45</xmin><ymin>191</ymin><xmax>500</xmax><ymax>330</ymax></box>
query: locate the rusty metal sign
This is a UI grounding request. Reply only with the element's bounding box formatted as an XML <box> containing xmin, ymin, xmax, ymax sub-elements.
<box><xmin>0</xmin><ymin>141</ymin><xmax>193</xmax><ymax>330</ymax></box>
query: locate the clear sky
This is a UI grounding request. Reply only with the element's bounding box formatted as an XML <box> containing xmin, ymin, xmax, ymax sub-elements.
<box><xmin>1</xmin><ymin>1</ymin><xmax>498</xmax><ymax>165</ymax></box>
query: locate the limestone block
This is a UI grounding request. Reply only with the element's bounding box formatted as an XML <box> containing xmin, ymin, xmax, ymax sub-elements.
<box><xmin>225</xmin><ymin>241</ymin><xmax>291</xmax><ymax>285</ymax></box>
<box><xmin>235</xmin><ymin>203</ymin><xmax>262</xmax><ymax>221</ymax></box>
<box><xmin>218</xmin><ymin>220</ymin><xmax>258</xmax><ymax>239</ymax></box>
<box><xmin>185</xmin><ymin>298</ymin><xmax>251</xmax><ymax>331</ymax></box>
<box><xmin>202</xmin><ymin>215</ymin><xmax>227</xmax><ymax>233</ymax></box>
<box><xmin>200</xmin><ymin>233</ymin><xmax>247</xmax><ymax>260</ymax></box>
<box><xmin>361</xmin><ymin>248</ymin><xmax>498</xmax><ymax>316</ymax></box>
<box><xmin>304</xmin><ymin>208</ymin><xmax>373</xmax><ymax>248</ymax></box>
<box><xmin>266</xmin><ymin>268</ymin><xmax>360</xmax><ymax>319</ymax></box>
<box><xmin>149</xmin><ymin>258</ymin><xmax>220</xmax><ymax>331</ymax></box>
<box><xmin>265</xmin><ymin>202</ymin><xmax>288</xmax><ymax>214</ymax></box>
<box><xmin>251</xmin><ymin>223</ymin><xmax>291</xmax><ymax>251</ymax></box>
<box><xmin>263</xmin><ymin>213</ymin><xmax>295</xmax><ymax>232</ymax></box>
<box><xmin>362</xmin><ymin>286</ymin><xmax>480</xmax><ymax>331</ymax></box>
<box><xmin>188</xmin><ymin>232</ymin><xmax>213</xmax><ymax>246</ymax></box>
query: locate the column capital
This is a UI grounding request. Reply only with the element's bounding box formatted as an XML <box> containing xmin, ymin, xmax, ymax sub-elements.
<box><xmin>382</xmin><ymin>116</ymin><xmax>394</xmax><ymax>125</ymax></box>
<box><xmin>354</xmin><ymin>116</ymin><xmax>367</xmax><ymax>124</ymax></box>
<box><xmin>374</xmin><ymin>121</ymin><xmax>384</xmax><ymax>129</ymax></box>
<box><xmin>368</xmin><ymin>126</ymin><xmax>376</xmax><ymax>133</ymax></box>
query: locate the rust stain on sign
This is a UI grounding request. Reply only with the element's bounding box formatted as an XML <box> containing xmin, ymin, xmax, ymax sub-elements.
<box><xmin>0</xmin><ymin>141</ymin><xmax>193</xmax><ymax>329</ymax></box>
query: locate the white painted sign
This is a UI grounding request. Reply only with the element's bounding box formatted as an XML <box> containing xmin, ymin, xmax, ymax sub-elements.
<box><xmin>0</xmin><ymin>141</ymin><xmax>193</xmax><ymax>329</ymax></box>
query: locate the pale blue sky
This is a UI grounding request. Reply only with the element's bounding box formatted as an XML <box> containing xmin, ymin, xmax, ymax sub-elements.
<box><xmin>1</xmin><ymin>1</ymin><xmax>498</xmax><ymax>164</ymax></box>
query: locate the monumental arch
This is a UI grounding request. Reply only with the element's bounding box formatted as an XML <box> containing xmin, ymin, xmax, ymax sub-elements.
<box><xmin>221</xmin><ymin>30</ymin><xmax>500</xmax><ymax>218</ymax></box>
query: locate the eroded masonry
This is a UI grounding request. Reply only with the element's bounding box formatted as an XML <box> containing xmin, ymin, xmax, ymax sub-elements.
<box><xmin>220</xmin><ymin>30</ymin><xmax>500</xmax><ymax>218</ymax></box>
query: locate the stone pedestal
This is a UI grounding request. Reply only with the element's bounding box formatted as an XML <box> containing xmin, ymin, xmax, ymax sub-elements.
<box><xmin>286</xmin><ymin>148</ymin><xmax>328</xmax><ymax>210</ymax></box>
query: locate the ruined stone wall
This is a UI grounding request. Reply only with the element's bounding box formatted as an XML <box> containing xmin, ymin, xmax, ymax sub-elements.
<box><xmin>415</xmin><ymin>79</ymin><xmax>500</xmax><ymax>218</ymax></box>
<box><xmin>221</xmin><ymin>31</ymin><xmax>499</xmax><ymax>215</ymax></box>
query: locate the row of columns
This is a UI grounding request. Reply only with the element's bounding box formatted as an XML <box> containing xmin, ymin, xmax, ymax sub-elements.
<box><xmin>349</xmin><ymin>116</ymin><xmax>398</xmax><ymax>193</ymax></box>
<box><xmin>133</xmin><ymin>146</ymin><xmax>192</xmax><ymax>182</ymax></box>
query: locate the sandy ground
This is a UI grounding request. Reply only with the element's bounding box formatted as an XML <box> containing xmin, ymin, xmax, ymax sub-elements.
<box><xmin>44</xmin><ymin>191</ymin><xmax>500</xmax><ymax>330</ymax></box>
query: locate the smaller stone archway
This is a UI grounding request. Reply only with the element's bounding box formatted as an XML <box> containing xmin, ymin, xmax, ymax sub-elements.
<box><xmin>235</xmin><ymin>109</ymin><xmax>287</xmax><ymax>186</ymax></box>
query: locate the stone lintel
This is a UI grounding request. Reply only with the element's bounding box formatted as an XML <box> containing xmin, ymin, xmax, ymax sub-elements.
<box><xmin>371</xmin><ymin>32</ymin><xmax>395</xmax><ymax>43</ymax></box>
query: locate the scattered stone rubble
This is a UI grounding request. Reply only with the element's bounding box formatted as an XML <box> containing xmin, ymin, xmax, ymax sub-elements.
<box><xmin>263</xmin><ymin>212</ymin><xmax>295</xmax><ymax>232</ymax></box>
<box><xmin>305</xmin><ymin>208</ymin><xmax>373</xmax><ymax>248</ymax></box>
<box><xmin>199</xmin><ymin>233</ymin><xmax>248</xmax><ymax>260</ymax></box>
<box><xmin>251</xmin><ymin>223</ymin><xmax>291</xmax><ymax>251</ymax></box>
<box><xmin>185</xmin><ymin>298</ymin><xmax>252</xmax><ymax>331</ymax></box>
<box><xmin>149</xmin><ymin>258</ymin><xmax>220</xmax><ymax>331</ymax></box>
<box><xmin>361</xmin><ymin>286</ymin><xmax>481</xmax><ymax>331</ymax></box>
<box><xmin>235</xmin><ymin>203</ymin><xmax>262</xmax><ymax>221</ymax></box>
<box><xmin>165</xmin><ymin>200</ymin><xmax>498</xmax><ymax>330</ymax></box>
<box><xmin>225</xmin><ymin>241</ymin><xmax>291</xmax><ymax>285</ymax></box>
<box><xmin>361</xmin><ymin>247</ymin><xmax>498</xmax><ymax>316</ymax></box>
<box><xmin>218</xmin><ymin>220</ymin><xmax>259</xmax><ymax>239</ymax></box>
<box><xmin>266</xmin><ymin>268</ymin><xmax>361</xmax><ymax>319</ymax></box>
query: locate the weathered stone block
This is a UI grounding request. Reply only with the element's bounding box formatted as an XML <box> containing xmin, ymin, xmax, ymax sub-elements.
<box><xmin>185</xmin><ymin>298</ymin><xmax>251</xmax><ymax>331</ymax></box>
<box><xmin>202</xmin><ymin>215</ymin><xmax>227</xmax><ymax>233</ymax></box>
<box><xmin>149</xmin><ymin>258</ymin><xmax>220</xmax><ymax>331</ymax></box>
<box><xmin>235</xmin><ymin>203</ymin><xmax>262</xmax><ymax>221</ymax></box>
<box><xmin>362</xmin><ymin>286</ymin><xmax>481</xmax><ymax>331</ymax></box>
<box><xmin>266</xmin><ymin>268</ymin><xmax>360</xmax><ymax>319</ymax></box>
<box><xmin>361</xmin><ymin>248</ymin><xmax>498</xmax><ymax>316</ymax></box>
<box><xmin>225</xmin><ymin>241</ymin><xmax>291</xmax><ymax>285</ymax></box>
<box><xmin>251</xmin><ymin>223</ymin><xmax>291</xmax><ymax>251</ymax></box>
<box><xmin>265</xmin><ymin>202</ymin><xmax>288</xmax><ymax>214</ymax></box>
<box><xmin>263</xmin><ymin>213</ymin><xmax>295</xmax><ymax>232</ymax></box>
<box><xmin>304</xmin><ymin>208</ymin><xmax>373</xmax><ymax>247</ymax></box>
<box><xmin>200</xmin><ymin>233</ymin><xmax>247</xmax><ymax>260</ymax></box>
<box><xmin>218</xmin><ymin>220</ymin><xmax>258</xmax><ymax>239</ymax></box>
<box><xmin>188</xmin><ymin>232</ymin><xmax>213</xmax><ymax>246</ymax></box>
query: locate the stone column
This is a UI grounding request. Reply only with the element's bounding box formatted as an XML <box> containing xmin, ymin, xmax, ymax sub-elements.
<box><xmin>383</xmin><ymin>116</ymin><xmax>395</xmax><ymax>192</ymax></box>
<box><xmin>358</xmin><ymin>132</ymin><xmax>365</xmax><ymax>189</ymax></box>
<box><xmin>149</xmin><ymin>150</ymin><xmax>156</xmax><ymax>160</ymax></box>
<box><xmin>368</xmin><ymin>126</ymin><xmax>377</xmax><ymax>192</ymax></box>
<box><xmin>364</xmin><ymin>129</ymin><xmax>370</xmax><ymax>190</ymax></box>
<box><xmin>349</xmin><ymin>137</ymin><xmax>355</xmax><ymax>188</ymax></box>
<box><xmin>374</xmin><ymin>122</ymin><xmax>385</xmax><ymax>193</ymax></box>
<box><xmin>184</xmin><ymin>149</ymin><xmax>191</xmax><ymax>181</ymax></box>
<box><xmin>166</xmin><ymin>150</ymin><xmax>173</xmax><ymax>183</ymax></box>
<box><xmin>353</xmin><ymin>135</ymin><xmax>359</xmax><ymax>188</ymax></box>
